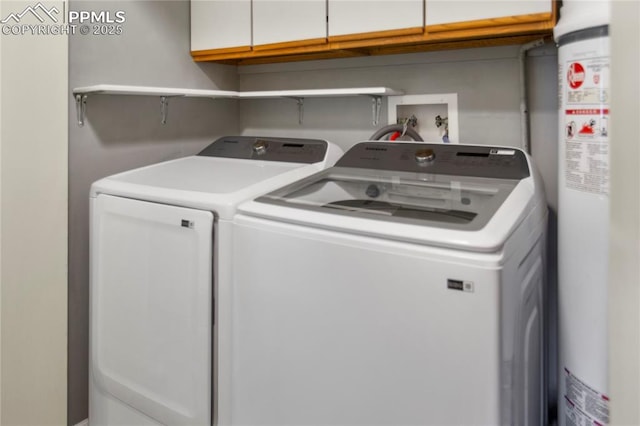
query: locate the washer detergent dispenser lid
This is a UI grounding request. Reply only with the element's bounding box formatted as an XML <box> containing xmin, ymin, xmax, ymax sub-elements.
<box><xmin>249</xmin><ymin>142</ymin><xmax>543</xmax><ymax>252</ymax></box>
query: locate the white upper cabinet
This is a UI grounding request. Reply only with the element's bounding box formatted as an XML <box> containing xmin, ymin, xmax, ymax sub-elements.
<box><xmin>426</xmin><ymin>0</ymin><xmax>552</xmax><ymax>27</ymax></box>
<box><xmin>191</xmin><ymin>0</ymin><xmax>251</xmax><ymax>51</ymax></box>
<box><xmin>253</xmin><ymin>0</ymin><xmax>327</xmax><ymax>47</ymax></box>
<box><xmin>190</xmin><ymin>0</ymin><xmax>555</xmax><ymax>63</ymax></box>
<box><xmin>328</xmin><ymin>0</ymin><xmax>424</xmax><ymax>38</ymax></box>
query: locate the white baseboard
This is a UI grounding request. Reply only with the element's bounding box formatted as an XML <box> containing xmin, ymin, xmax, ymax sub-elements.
<box><xmin>74</xmin><ymin>419</ymin><xmax>88</xmax><ymax>426</ymax></box>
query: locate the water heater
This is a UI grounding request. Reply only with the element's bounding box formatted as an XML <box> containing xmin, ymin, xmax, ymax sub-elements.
<box><xmin>555</xmin><ymin>2</ymin><xmax>610</xmax><ymax>425</ymax></box>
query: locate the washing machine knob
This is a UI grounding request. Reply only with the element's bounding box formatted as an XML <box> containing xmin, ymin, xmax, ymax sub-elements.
<box><xmin>253</xmin><ymin>140</ymin><xmax>268</xmax><ymax>155</ymax></box>
<box><xmin>415</xmin><ymin>148</ymin><xmax>435</xmax><ymax>164</ymax></box>
<box><xmin>365</xmin><ymin>184</ymin><xmax>380</xmax><ymax>198</ymax></box>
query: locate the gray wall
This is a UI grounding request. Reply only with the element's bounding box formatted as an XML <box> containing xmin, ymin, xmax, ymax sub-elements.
<box><xmin>68</xmin><ymin>1</ymin><xmax>238</xmax><ymax>424</ymax></box>
<box><xmin>238</xmin><ymin>44</ymin><xmax>558</xmax><ymax>205</ymax></box>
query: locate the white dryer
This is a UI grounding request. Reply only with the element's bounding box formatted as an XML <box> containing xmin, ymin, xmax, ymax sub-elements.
<box><xmin>232</xmin><ymin>142</ymin><xmax>547</xmax><ymax>425</ymax></box>
<box><xmin>89</xmin><ymin>136</ymin><xmax>342</xmax><ymax>426</ymax></box>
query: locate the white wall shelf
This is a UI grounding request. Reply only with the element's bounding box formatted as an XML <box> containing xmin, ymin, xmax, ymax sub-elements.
<box><xmin>238</xmin><ymin>87</ymin><xmax>402</xmax><ymax>98</ymax></box>
<box><xmin>72</xmin><ymin>85</ymin><xmax>403</xmax><ymax>126</ymax></box>
<box><xmin>240</xmin><ymin>87</ymin><xmax>403</xmax><ymax>125</ymax></box>
<box><xmin>72</xmin><ymin>84</ymin><xmax>238</xmax><ymax>98</ymax></box>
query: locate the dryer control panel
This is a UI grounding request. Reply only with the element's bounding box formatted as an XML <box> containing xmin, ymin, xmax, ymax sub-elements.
<box><xmin>336</xmin><ymin>142</ymin><xmax>530</xmax><ymax>180</ymax></box>
<box><xmin>198</xmin><ymin>136</ymin><xmax>328</xmax><ymax>164</ymax></box>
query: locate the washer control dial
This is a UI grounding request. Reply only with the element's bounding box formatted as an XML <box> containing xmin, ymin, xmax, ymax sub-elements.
<box><xmin>253</xmin><ymin>140</ymin><xmax>268</xmax><ymax>155</ymax></box>
<box><xmin>415</xmin><ymin>148</ymin><xmax>435</xmax><ymax>164</ymax></box>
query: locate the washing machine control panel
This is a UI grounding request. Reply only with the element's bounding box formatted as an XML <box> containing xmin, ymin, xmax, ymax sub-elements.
<box><xmin>336</xmin><ymin>142</ymin><xmax>530</xmax><ymax>180</ymax></box>
<box><xmin>198</xmin><ymin>136</ymin><xmax>328</xmax><ymax>164</ymax></box>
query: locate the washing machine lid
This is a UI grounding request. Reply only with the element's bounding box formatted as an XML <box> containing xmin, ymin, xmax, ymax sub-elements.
<box><xmin>257</xmin><ymin>167</ymin><xmax>517</xmax><ymax>231</ymax></box>
<box><xmin>90</xmin><ymin>136</ymin><xmax>339</xmax><ymax>219</ymax></box>
<box><xmin>244</xmin><ymin>142</ymin><xmax>542</xmax><ymax>251</ymax></box>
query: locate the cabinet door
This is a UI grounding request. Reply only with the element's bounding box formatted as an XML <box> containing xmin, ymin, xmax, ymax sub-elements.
<box><xmin>191</xmin><ymin>0</ymin><xmax>251</xmax><ymax>52</ymax></box>
<box><xmin>426</xmin><ymin>0</ymin><xmax>552</xmax><ymax>27</ymax></box>
<box><xmin>328</xmin><ymin>0</ymin><xmax>424</xmax><ymax>40</ymax></box>
<box><xmin>253</xmin><ymin>0</ymin><xmax>327</xmax><ymax>49</ymax></box>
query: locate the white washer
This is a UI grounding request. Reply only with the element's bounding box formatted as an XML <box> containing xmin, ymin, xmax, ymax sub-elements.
<box><xmin>232</xmin><ymin>142</ymin><xmax>547</xmax><ymax>425</ymax></box>
<box><xmin>89</xmin><ymin>136</ymin><xmax>342</xmax><ymax>426</ymax></box>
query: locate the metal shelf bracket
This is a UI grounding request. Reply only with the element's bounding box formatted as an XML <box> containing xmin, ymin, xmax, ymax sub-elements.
<box><xmin>160</xmin><ymin>96</ymin><xmax>169</xmax><ymax>125</ymax></box>
<box><xmin>370</xmin><ymin>96</ymin><xmax>382</xmax><ymax>126</ymax></box>
<box><xmin>286</xmin><ymin>97</ymin><xmax>305</xmax><ymax>124</ymax></box>
<box><xmin>75</xmin><ymin>94</ymin><xmax>88</xmax><ymax>127</ymax></box>
<box><xmin>296</xmin><ymin>98</ymin><xmax>304</xmax><ymax>125</ymax></box>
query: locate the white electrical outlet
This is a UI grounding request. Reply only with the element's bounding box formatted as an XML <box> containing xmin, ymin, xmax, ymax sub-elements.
<box><xmin>388</xmin><ymin>94</ymin><xmax>459</xmax><ymax>143</ymax></box>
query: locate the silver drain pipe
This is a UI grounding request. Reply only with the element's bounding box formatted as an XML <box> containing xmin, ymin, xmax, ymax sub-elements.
<box><xmin>520</xmin><ymin>38</ymin><xmax>547</xmax><ymax>154</ymax></box>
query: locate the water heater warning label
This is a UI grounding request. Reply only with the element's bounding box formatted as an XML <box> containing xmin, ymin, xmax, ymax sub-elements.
<box><xmin>561</xmin><ymin>37</ymin><xmax>610</xmax><ymax>197</ymax></box>
<box><xmin>564</xmin><ymin>368</ymin><xmax>609</xmax><ymax>426</ymax></box>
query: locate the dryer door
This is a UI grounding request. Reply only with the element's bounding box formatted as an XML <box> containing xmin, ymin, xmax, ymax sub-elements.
<box><xmin>91</xmin><ymin>194</ymin><xmax>213</xmax><ymax>425</ymax></box>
